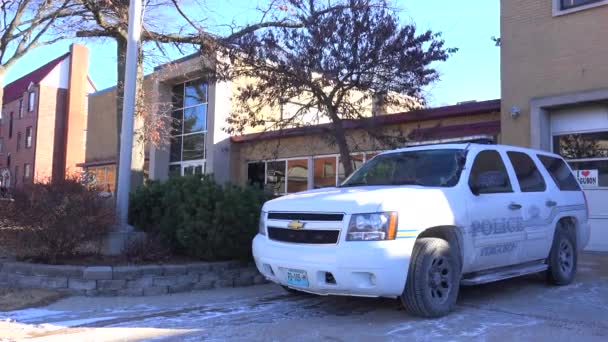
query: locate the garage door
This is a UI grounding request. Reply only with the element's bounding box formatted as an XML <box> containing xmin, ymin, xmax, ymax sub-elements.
<box><xmin>551</xmin><ymin>106</ymin><xmax>608</xmax><ymax>251</ymax></box>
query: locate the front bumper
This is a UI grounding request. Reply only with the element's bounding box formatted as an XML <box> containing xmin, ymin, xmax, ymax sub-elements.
<box><xmin>252</xmin><ymin>234</ymin><xmax>416</xmax><ymax>298</ymax></box>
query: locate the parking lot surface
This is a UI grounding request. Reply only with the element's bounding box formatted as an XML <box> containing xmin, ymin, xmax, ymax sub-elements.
<box><xmin>1</xmin><ymin>253</ymin><xmax>607</xmax><ymax>341</ymax></box>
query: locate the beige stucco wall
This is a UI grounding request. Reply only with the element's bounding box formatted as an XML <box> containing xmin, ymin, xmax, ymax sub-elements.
<box><xmin>501</xmin><ymin>0</ymin><xmax>608</xmax><ymax>146</ymax></box>
<box><xmin>86</xmin><ymin>88</ymin><xmax>118</xmax><ymax>163</ymax></box>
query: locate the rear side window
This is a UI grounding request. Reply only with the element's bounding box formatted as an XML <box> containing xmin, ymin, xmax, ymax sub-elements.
<box><xmin>507</xmin><ymin>152</ymin><xmax>546</xmax><ymax>192</ymax></box>
<box><xmin>537</xmin><ymin>155</ymin><xmax>581</xmax><ymax>191</ymax></box>
<box><xmin>469</xmin><ymin>150</ymin><xmax>513</xmax><ymax>194</ymax></box>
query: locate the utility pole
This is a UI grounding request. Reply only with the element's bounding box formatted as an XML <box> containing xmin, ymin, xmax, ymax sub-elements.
<box><xmin>115</xmin><ymin>0</ymin><xmax>143</xmax><ymax>228</ymax></box>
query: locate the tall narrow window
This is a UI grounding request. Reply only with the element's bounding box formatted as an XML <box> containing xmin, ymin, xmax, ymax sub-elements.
<box><xmin>6</xmin><ymin>154</ymin><xmax>11</xmax><ymax>168</ymax></box>
<box><xmin>24</xmin><ymin>164</ymin><xmax>31</xmax><ymax>181</ymax></box>
<box><xmin>16</xmin><ymin>132</ymin><xmax>22</xmax><ymax>151</ymax></box>
<box><xmin>18</xmin><ymin>99</ymin><xmax>23</xmax><ymax>118</ymax></box>
<box><xmin>28</xmin><ymin>91</ymin><xmax>36</xmax><ymax>112</ymax></box>
<box><xmin>0</xmin><ymin>138</ymin><xmax>3</xmax><ymax>153</ymax></box>
<box><xmin>169</xmin><ymin>80</ymin><xmax>208</xmax><ymax>176</ymax></box>
<box><xmin>14</xmin><ymin>165</ymin><xmax>18</xmax><ymax>186</ymax></box>
<box><xmin>25</xmin><ymin>127</ymin><xmax>33</xmax><ymax>148</ymax></box>
<box><xmin>8</xmin><ymin>112</ymin><xmax>13</xmax><ymax>138</ymax></box>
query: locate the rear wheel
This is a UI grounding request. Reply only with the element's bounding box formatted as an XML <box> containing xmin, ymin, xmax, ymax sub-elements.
<box><xmin>401</xmin><ymin>237</ymin><xmax>461</xmax><ymax>318</ymax></box>
<box><xmin>547</xmin><ymin>221</ymin><xmax>577</xmax><ymax>285</ymax></box>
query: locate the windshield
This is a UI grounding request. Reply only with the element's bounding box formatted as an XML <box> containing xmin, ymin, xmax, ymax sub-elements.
<box><xmin>341</xmin><ymin>149</ymin><xmax>465</xmax><ymax>188</ymax></box>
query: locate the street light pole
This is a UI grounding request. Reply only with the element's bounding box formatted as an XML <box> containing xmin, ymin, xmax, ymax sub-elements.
<box><xmin>115</xmin><ymin>0</ymin><xmax>143</xmax><ymax>228</ymax></box>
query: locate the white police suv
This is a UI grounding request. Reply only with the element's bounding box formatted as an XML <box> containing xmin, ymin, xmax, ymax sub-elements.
<box><xmin>252</xmin><ymin>143</ymin><xmax>590</xmax><ymax>317</ymax></box>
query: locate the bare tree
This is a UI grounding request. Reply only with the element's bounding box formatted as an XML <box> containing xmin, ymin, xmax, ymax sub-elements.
<box><xmin>222</xmin><ymin>0</ymin><xmax>456</xmax><ymax>177</ymax></box>
<box><xmin>73</xmin><ymin>0</ymin><xmax>304</xmax><ymax>190</ymax></box>
<box><xmin>0</xmin><ymin>0</ymin><xmax>81</xmax><ymax>109</ymax></box>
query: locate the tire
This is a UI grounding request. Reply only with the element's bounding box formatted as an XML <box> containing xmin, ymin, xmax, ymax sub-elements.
<box><xmin>401</xmin><ymin>237</ymin><xmax>461</xmax><ymax>318</ymax></box>
<box><xmin>546</xmin><ymin>221</ymin><xmax>577</xmax><ymax>285</ymax></box>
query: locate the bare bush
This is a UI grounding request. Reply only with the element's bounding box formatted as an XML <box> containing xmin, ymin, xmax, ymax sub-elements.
<box><xmin>0</xmin><ymin>178</ymin><xmax>114</xmax><ymax>263</ymax></box>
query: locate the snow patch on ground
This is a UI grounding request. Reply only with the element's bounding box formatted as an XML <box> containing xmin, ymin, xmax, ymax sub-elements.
<box><xmin>0</xmin><ymin>308</ymin><xmax>65</xmax><ymax>322</ymax></box>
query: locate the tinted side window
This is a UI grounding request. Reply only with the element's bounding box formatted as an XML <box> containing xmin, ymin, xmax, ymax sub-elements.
<box><xmin>537</xmin><ymin>155</ymin><xmax>581</xmax><ymax>191</ymax></box>
<box><xmin>507</xmin><ymin>152</ymin><xmax>546</xmax><ymax>192</ymax></box>
<box><xmin>469</xmin><ymin>150</ymin><xmax>513</xmax><ymax>194</ymax></box>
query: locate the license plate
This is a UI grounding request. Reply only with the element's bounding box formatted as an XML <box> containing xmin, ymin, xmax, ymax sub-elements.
<box><xmin>286</xmin><ymin>269</ymin><xmax>309</xmax><ymax>288</ymax></box>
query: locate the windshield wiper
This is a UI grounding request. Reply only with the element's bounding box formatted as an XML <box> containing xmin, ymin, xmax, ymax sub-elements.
<box><xmin>390</xmin><ymin>179</ymin><xmax>426</xmax><ymax>186</ymax></box>
<box><xmin>340</xmin><ymin>181</ymin><xmax>368</xmax><ymax>188</ymax></box>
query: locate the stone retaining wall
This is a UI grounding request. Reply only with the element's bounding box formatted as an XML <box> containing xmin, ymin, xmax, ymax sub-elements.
<box><xmin>0</xmin><ymin>261</ymin><xmax>267</xmax><ymax>296</ymax></box>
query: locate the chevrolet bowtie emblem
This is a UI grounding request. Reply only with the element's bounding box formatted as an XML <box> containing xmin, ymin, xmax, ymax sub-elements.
<box><xmin>287</xmin><ymin>220</ymin><xmax>305</xmax><ymax>230</ymax></box>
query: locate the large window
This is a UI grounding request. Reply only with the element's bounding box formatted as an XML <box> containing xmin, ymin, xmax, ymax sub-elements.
<box><xmin>561</xmin><ymin>0</ymin><xmax>604</xmax><ymax>9</ymax></box>
<box><xmin>553</xmin><ymin>132</ymin><xmax>608</xmax><ymax>188</ymax></box>
<box><xmin>287</xmin><ymin>159</ymin><xmax>308</xmax><ymax>193</ymax></box>
<box><xmin>314</xmin><ymin>156</ymin><xmax>337</xmax><ymax>189</ymax></box>
<box><xmin>87</xmin><ymin>165</ymin><xmax>116</xmax><ymax>193</ymax></box>
<box><xmin>169</xmin><ymin>80</ymin><xmax>208</xmax><ymax>176</ymax></box>
<box><xmin>248</xmin><ymin>152</ymin><xmax>381</xmax><ymax>195</ymax></box>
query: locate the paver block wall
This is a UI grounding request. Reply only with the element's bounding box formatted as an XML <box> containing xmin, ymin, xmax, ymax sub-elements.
<box><xmin>0</xmin><ymin>261</ymin><xmax>267</xmax><ymax>296</ymax></box>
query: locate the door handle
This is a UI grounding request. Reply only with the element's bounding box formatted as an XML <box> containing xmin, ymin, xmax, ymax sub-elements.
<box><xmin>546</xmin><ymin>200</ymin><xmax>557</xmax><ymax>207</ymax></box>
<box><xmin>508</xmin><ymin>203</ymin><xmax>522</xmax><ymax>210</ymax></box>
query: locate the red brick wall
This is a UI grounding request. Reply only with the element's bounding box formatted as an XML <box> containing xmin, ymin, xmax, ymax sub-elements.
<box><xmin>33</xmin><ymin>86</ymin><xmax>68</xmax><ymax>183</ymax></box>
<box><xmin>0</xmin><ymin>88</ymin><xmax>38</xmax><ymax>187</ymax></box>
<box><xmin>63</xmin><ymin>44</ymin><xmax>89</xmax><ymax>177</ymax></box>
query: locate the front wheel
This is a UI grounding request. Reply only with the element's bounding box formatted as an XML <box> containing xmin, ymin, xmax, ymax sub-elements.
<box><xmin>401</xmin><ymin>237</ymin><xmax>461</xmax><ymax>318</ymax></box>
<box><xmin>546</xmin><ymin>221</ymin><xmax>577</xmax><ymax>285</ymax></box>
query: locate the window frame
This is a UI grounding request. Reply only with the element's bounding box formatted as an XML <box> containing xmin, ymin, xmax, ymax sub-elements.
<box><xmin>18</xmin><ymin>98</ymin><xmax>23</xmax><ymax>118</ymax></box>
<box><xmin>28</xmin><ymin>91</ymin><xmax>36</xmax><ymax>112</ymax></box>
<box><xmin>551</xmin><ymin>130</ymin><xmax>608</xmax><ymax>189</ymax></box>
<box><xmin>467</xmin><ymin>149</ymin><xmax>514</xmax><ymax>195</ymax></box>
<box><xmin>8</xmin><ymin>112</ymin><xmax>13</xmax><ymax>139</ymax></box>
<box><xmin>506</xmin><ymin>151</ymin><xmax>547</xmax><ymax>193</ymax></box>
<box><xmin>553</xmin><ymin>0</ymin><xmax>608</xmax><ymax>16</ymax></box>
<box><xmin>16</xmin><ymin>132</ymin><xmax>22</xmax><ymax>151</ymax></box>
<box><xmin>24</xmin><ymin>163</ymin><xmax>31</xmax><ymax>181</ymax></box>
<box><xmin>168</xmin><ymin>80</ymin><xmax>209</xmax><ymax>175</ymax></box>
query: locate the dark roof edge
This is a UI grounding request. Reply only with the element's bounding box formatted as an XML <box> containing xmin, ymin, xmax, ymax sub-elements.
<box><xmin>231</xmin><ymin>99</ymin><xmax>501</xmax><ymax>143</ymax></box>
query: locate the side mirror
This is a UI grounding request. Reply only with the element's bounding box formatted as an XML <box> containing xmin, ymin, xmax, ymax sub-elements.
<box><xmin>471</xmin><ymin>171</ymin><xmax>508</xmax><ymax>195</ymax></box>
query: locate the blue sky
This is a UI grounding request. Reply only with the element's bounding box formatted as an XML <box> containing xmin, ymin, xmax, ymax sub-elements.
<box><xmin>5</xmin><ymin>0</ymin><xmax>500</xmax><ymax>107</ymax></box>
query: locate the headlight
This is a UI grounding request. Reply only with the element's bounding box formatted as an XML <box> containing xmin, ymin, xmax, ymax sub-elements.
<box><xmin>346</xmin><ymin>212</ymin><xmax>398</xmax><ymax>241</ymax></box>
<box><xmin>258</xmin><ymin>211</ymin><xmax>267</xmax><ymax>236</ymax></box>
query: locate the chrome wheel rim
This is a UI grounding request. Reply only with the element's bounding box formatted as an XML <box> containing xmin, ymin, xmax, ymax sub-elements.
<box><xmin>558</xmin><ymin>239</ymin><xmax>574</xmax><ymax>275</ymax></box>
<box><xmin>427</xmin><ymin>257</ymin><xmax>451</xmax><ymax>304</ymax></box>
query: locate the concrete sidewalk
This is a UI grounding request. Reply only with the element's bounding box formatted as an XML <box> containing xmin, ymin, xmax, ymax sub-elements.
<box><xmin>1</xmin><ymin>253</ymin><xmax>607</xmax><ymax>341</ymax></box>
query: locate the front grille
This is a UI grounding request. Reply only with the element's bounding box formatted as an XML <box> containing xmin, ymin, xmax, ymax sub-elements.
<box><xmin>268</xmin><ymin>227</ymin><xmax>340</xmax><ymax>244</ymax></box>
<box><xmin>267</xmin><ymin>212</ymin><xmax>344</xmax><ymax>221</ymax></box>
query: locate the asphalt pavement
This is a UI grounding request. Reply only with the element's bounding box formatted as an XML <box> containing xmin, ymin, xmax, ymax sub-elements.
<box><xmin>1</xmin><ymin>253</ymin><xmax>607</xmax><ymax>341</ymax></box>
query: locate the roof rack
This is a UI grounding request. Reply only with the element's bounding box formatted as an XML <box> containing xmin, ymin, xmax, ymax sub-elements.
<box><xmin>402</xmin><ymin>136</ymin><xmax>496</xmax><ymax>148</ymax></box>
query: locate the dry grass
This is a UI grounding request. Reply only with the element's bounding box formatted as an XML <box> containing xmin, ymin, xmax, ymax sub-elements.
<box><xmin>0</xmin><ymin>288</ymin><xmax>65</xmax><ymax>312</ymax></box>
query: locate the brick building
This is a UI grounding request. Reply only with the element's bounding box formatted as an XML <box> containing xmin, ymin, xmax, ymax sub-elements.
<box><xmin>501</xmin><ymin>0</ymin><xmax>608</xmax><ymax>251</ymax></box>
<box><xmin>0</xmin><ymin>44</ymin><xmax>95</xmax><ymax>189</ymax></box>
